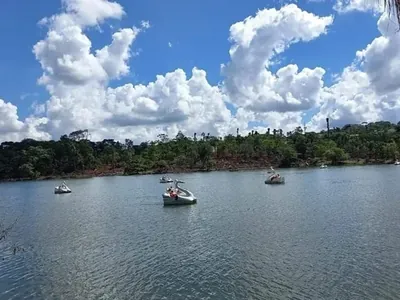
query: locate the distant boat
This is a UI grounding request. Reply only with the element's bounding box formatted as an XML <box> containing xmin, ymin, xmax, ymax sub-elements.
<box><xmin>54</xmin><ymin>181</ymin><xmax>71</xmax><ymax>194</ymax></box>
<box><xmin>162</xmin><ymin>180</ymin><xmax>197</xmax><ymax>205</ymax></box>
<box><xmin>265</xmin><ymin>173</ymin><xmax>285</xmax><ymax>184</ymax></box>
<box><xmin>160</xmin><ymin>176</ymin><xmax>173</xmax><ymax>183</ymax></box>
<box><xmin>320</xmin><ymin>164</ymin><xmax>328</xmax><ymax>169</ymax></box>
<box><xmin>395</xmin><ymin>160</ymin><xmax>400</xmax><ymax>165</ymax></box>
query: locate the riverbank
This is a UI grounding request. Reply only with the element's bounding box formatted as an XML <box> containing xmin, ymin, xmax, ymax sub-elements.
<box><xmin>0</xmin><ymin>158</ymin><xmax>396</xmax><ymax>183</ymax></box>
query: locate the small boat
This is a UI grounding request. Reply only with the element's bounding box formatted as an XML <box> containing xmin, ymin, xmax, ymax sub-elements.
<box><xmin>265</xmin><ymin>173</ymin><xmax>285</xmax><ymax>184</ymax></box>
<box><xmin>395</xmin><ymin>160</ymin><xmax>400</xmax><ymax>165</ymax></box>
<box><xmin>54</xmin><ymin>181</ymin><xmax>71</xmax><ymax>194</ymax></box>
<box><xmin>320</xmin><ymin>164</ymin><xmax>328</xmax><ymax>169</ymax></box>
<box><xmin>160</xmin><ymin>176</ymin><xmax>173</xmax><ymax>183</ymax></box>
<box><xmin>162</xmin><ymin>180</ymin><xmax>197</xmax><ymax>205</ymax></box>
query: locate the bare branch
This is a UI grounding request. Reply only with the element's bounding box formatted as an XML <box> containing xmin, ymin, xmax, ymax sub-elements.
<box><xmin>0</xmin><ymin>217</ymin><xmax>20</xmax><ymax>242</ymax></box>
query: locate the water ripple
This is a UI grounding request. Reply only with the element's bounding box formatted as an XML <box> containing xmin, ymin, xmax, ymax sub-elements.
<box><xmin>1</xmin><ymin>167</ymin><xmax>400</xmax><ymax>299</ymax></box>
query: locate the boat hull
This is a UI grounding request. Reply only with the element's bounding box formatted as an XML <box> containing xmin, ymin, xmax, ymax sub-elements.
<box><xmin>54</xmin><ymin>190</ymin><xmax>72</xmax><ymax>194</ymax></box>
<box><xmin>265</xmin><ymin>177</ymin><xmax>285</xmax><ymax>184</ymax></box>
<box><xmin>162</xmin><ymin>194</ymin><xmax>197</xmax><ymax>205</ymax></box>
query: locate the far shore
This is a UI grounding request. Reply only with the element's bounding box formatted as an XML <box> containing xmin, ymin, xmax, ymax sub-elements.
<box><xmin>0</xmin><ymin>159</ymin><xmax>396</xmax><ymax>183</ymax></box>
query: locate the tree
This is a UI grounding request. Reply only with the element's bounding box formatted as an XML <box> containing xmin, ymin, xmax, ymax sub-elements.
<box><xmin>201</xmin><ymin>132</ymin><xmax>206</xmax><ymax>140</ymax></box>
<box><xmin>326</xmin><ymin>118</ymin><xmax>330</xmax><ymax>137</ymax></box>
<box><xmin>383</xmin><ymin>0</ymin><xmax>400</xmax><ymax>28</ymax></box>
<box><xmin>68</xmin><ymin>129</ymin><xmax>89</xmax><ymax>141</ymax></box>
<box><xmin>157</xmin><ymin>134</ymin><xmax>169</xmax><ymax>143</ymax></box>
<box><xmin>175</xmin><ymin>131</ymin><xmax>186</xmax><ymax>141</ymax></box>
<box><xmin>1</xmin><ymin>120</ymin><xmax>400</xmax><ymax>180</ymax></box>
<box><xmin>197</xmin><ymin>142</ymin><xmax>213</xmax><ymax>168</ymax></box>
<box><xmin>324</xmin><ymin>147</ymin><xmax>348</xmax><ymax>165</ymax></box>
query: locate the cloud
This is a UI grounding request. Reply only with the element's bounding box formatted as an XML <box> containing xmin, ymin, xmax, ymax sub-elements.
<box><xmin>31</xmin><ymin>101</ymin><xmax>46</xmax><ymax>115</ymax></box>
<box><xmin>1</xmin><ymin>2</ymin><xmax>335</xmax><ymax>142</ymax></box>
<box><xmin>168</xmin><ymin>42</ymin><xmax>172</xmax><ymax>48</ymax></box>
<box><xmin>20</xmin><ymin>92</ymin><xmax>40</xmax><ymax>100</ymax></box>
<box><xmin>5</xmin><ymin>1</ymin><xmax>400</xmax><ymax>144</ymax></box>
<box><xmin>334</xmin><ymin>0</ymin><xmax>384</xmax><ymax>14</ymax></box>
<box><xmin>222</xmin><ymin>4</ymin><xmax>332</xmax><ymax>114</ymax></box>
<box><xmin>308</xmin><ymin>13</ymin><xmax>400</xmax><ymax>131</ymax></box>
<box><xmin>12</xmin><ymin>0</ymin><xmax>235</xmax><ymax>143</ymax></box>
<box><xmin>0</xmin><ymin>99</ymin><xmax>50</xmax><ymax>142</ymax></box>
<box><xmin>140</xmin><ymin>20</ymin><xmax>151</xmax><ymax>29</ymax></box>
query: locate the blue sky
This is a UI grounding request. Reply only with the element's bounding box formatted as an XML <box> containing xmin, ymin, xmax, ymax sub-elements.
<box><xmin>0</xmin><ymin>0</ymin><xmax>379</xmax><ymax>120</ymax></box>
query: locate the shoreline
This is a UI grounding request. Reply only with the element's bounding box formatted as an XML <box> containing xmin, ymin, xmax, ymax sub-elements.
<box><xmin>0</xmin><ymin>159</ymin><xmax>395</xmax><ymax>183</ymax></box>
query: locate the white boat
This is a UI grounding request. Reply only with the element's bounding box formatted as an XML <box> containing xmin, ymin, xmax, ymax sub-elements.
<box><xmin>162</xmin><ymin>180</ymin><xmax>197</xmax><ymax>205</ymax></box>
<box><xmin>395</xmin><ymin>160</ymin><xmax>400</xmax><ymax>165</ymax></box>
<box><xmin>54</xmin><ymin>181</ymin><xmax>71</xmax><ymax>194</ymax></box>
<box><xmin>160</xmin><ymin>176</ymin><xmax>173</xmax><ymax>183</ymax></box>
<box><xmin>267</xmin><ymin>166</ymin><xmax>275</xmax><ymax>174</ymax></box>
<box><xmin>320</xmin><ymin>164</ymin><xmax>328</xmax><ymax>169</ymax></box>
<box><xmin>265</xmin><ymin>173</ymin><xmax>285</xmax><ymax>184</ymax></box>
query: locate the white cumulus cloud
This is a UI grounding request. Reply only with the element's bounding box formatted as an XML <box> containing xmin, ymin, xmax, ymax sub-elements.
<box><xmin>221</xmin><ymin>4</ymin><xmax>333</xmax><ymax>133</ymax></box>
<box><xmin>334</xmin><ymin>0</ymin><xmax>384</xmax><ymax>14</ymax></box>
<box><xmin>4</xmin><ymin>0</ymin><xmax>400</xmax><ymax>144</ymax></box>
<box><xmin>308</xmin><ymin>13</ymin><xmax>400</xmax><ymax>131</ymax></box>
<box><xmin>0</xmin><ymin>99</ymin><xmax>50</xmax><ymax>142</ymax></box>
<box><xmin>221</xmin><ymin>5</ymin><xmax>332</xmax><ymax>113</ymax></box>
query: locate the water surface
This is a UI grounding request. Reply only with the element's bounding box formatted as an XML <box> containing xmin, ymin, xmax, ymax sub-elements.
<box><xmin>1</xmin><ymin>165</ymin><xmax>400</xmax><ymax>299</ymax></box>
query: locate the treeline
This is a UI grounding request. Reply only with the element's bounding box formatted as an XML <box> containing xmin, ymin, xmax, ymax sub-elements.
<box><xmin>1</xmin><ymin>121</ymin><xmax>400</xmax><ymax>180</ymax></box>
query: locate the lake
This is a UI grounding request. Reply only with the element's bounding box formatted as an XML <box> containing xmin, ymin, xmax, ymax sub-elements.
<box><xmin>1</xmin><ymin>165</ymin><xmax>400</xmax><ymax>299</ymax></box>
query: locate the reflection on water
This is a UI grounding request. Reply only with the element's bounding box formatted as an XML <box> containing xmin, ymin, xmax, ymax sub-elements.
<box><xmin>1</xmin><ymin>165</ymin><xmax>400</xmax><ymax>299</ymax></box>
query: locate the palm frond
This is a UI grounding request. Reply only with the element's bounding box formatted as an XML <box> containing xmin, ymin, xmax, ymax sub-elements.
<box><xmin>383</xmin><ymin>0</ymin><xmax>400</xmax><ymax>27</ymax></box>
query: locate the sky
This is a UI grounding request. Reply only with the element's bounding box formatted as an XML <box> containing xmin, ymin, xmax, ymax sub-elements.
<box><xmin>0</xmin><ymin>0</ymin><xmax>398</xmax><ymax>143</ymax></box>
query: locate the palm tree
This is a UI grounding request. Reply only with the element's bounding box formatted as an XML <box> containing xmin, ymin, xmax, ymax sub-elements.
<box><xmin>326</xmin><ymin>118</ymin><xmax>330</xmax><ymax>136</ymax></box>
<box><xmin>383</xmin><ymin>0</ymin><xmax>400</xmax><ymax>26</ymax></box>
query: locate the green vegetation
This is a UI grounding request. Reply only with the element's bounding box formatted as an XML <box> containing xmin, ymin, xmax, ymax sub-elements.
<box><xmin>1</xmin><ymin>122</ymin><xmax>400</xmax><ymax>181</ymax></box>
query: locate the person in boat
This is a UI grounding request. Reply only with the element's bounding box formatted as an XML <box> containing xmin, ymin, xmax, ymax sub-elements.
<box><xmin>270</xmin><ymin>173</ymin><xmax>280</xmax><ymax>181</ymax></box>
<box><xmin>169</xmin><ymin>189</ymin><xmax>178</xmax><ymax>200</ymax></box>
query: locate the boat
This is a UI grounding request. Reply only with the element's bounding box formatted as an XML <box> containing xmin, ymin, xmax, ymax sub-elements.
<box><xmin>162</xmin><ymin>180</ymin><xmax>197</xmax><ymax>205</ymax></box>
<box><xmin>54</xmin><ymin>181</ymin><xmax>71</xmax><ymax>194</ymax></box>
<box><xmin>267</xmin><ymin>166</ymin><xmax>275</xmax><ymax>174</ymax></box>
<box><xmin>160</xmin><ymin>176</ymin><xmax>173</xmax><ymax>183</ymax></box>
<box><xmin>265</xmin><ymin>173</ymin><xmax>285</xmax><ymax>184</ymax></box>
<box><xmin>395</xmin><ymin>160</ymin><xmax>400</xmax><ymax>165</ymax></box>
<box><xmin>320</xmin><ymin>164</ymin><xmax>328</xmax><ymax>169</ymax></box>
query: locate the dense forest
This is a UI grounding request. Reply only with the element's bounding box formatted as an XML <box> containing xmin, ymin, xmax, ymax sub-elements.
<box><xmin>1</xmin><ymin>120</ymin><xmax>400</xmax><ymax>181</ymax></box>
